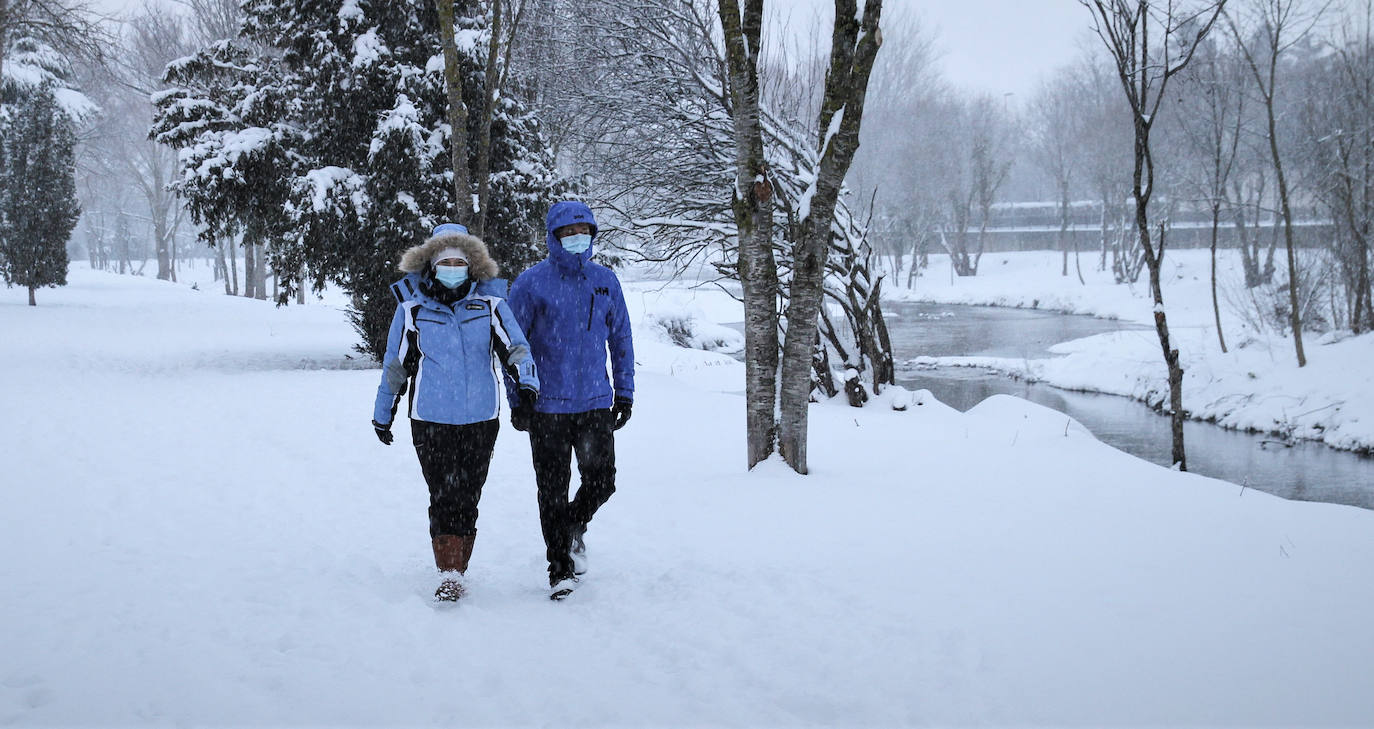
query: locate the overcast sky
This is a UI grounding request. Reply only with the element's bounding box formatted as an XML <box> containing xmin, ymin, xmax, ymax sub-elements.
<box><xmin>89</xmin><ymin>0</ymin><xmax>1098</xmax><ymax>102</ymax></box>
<box><xmin>910</xmin><ymin>0</ymin><xmax>1094</xmax><ymax>100</ymax></box>
<box><xmin>777</xmin><ymin>0</ymin><xmax>1096</xmax><ymax>102</ymax></box>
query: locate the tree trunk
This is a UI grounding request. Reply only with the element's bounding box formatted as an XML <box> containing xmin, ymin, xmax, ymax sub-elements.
<box><xmin>253</xmin><ymin>241</ymin><xmax>268</xmax><ymax>300</ymax></box>
<box><xmin>1139</xmin><ymin>214</ymin><xmax>1187</xmax><ymax>471</ymax></box>
<box><xmin>28</xmin><ymin>286</ymin><xmax>36</xmax><ymax>306</ymax></box>
<box><xmin>1266</xmin><ymin>100</ymin><xmax>1306</xmax><ymax>366</ymax></box>
<box><xmin>777</xmin><ymin>0</ymin><xmax>882</xmax><ymax>475</ymax></box>
<box><xmin>1074</xmin><ymin>234</ymin><xmax>1085</xmax><ymax>285</ymax></box>
<box><xmin>1357</xmin><ymin>232</ymin><xmax>1371</xmax><ymax>332</ymax></box>
<box><xmin>154</xmin><ymin>208</ymin><xmax>171</xmax><ymax>282</ymax></box>
<box><xmin>717</xmin><ymin>0</ymin><xmax>779</xmax><ymax>469</ymax></box>
<box><xmin>118</xmin><ymin>227</ymin><xmax>129</xmax><ymax>274</ymax></box>
<box><xmin>1099</xmin><ymin>196</ymin><xmax>1110</xmax><ymax>271</ymax></box>
<box><xmin>1210</xmin><ymin>203</ymin><xmax>1227</xmax><ymax>353</ymax></box>
<box><xmin>243</xmin><ymin>240</ymin><xmax>256</xmax><ymax>298</ymax></box>
<box><xmin>869</xmin><ymin>278</ymin><xmax>895</xmax><ymax>385</ymax></box>
<box><xmin>436</xmin><ymin>0</ymin><xmax>473</xmax><ymax>223</ymax></box>
<box><xmin>228</xmin><ymin>239</ymin><xmax>239</xmax><ymax>296</ymax></box>
<box><xmin>472</xmin><ymin>0</ymin><xmax>502</xmax><ymax>238</ymax></box>
<box><xmin>973</xmin><ymin>211</ymin><xmax>987</xmax><ymax>274</ymax></box>
<box><xmin>1232</xmin><ymin>185</ymin><xmax>1260</xmax><ymax>287</ymax></box>
<box><xmin>1060</xmin><ymin>181</ymin><xmax>1070</xmax><ymax>276</ymax></box>
<box><xmin>217</xmin><ymin>243</ymin><xmax>230</xmax><ymax>294</ymax></box>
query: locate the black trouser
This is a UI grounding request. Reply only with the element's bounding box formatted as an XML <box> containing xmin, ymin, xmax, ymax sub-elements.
<box><xmin>530</xmin><ymin>409</ymin><xmax>617</xmax><ymax>581</ymax></box>
<box><xmin>411</xmin><ymin>418</ymin><xmax>499</xmax><ymax>538</ymax></box>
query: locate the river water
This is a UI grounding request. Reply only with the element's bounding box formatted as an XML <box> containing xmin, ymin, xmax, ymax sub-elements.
<box><xmin>885</xmin><ymin>302</ymin><xmax>1374</xmax><ymax>511</ymax></box>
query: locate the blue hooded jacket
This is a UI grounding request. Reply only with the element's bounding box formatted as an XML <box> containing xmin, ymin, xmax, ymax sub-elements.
<box><xmin>506</xmin><ymin>201</ymin><xmax>634</xmax><ymax>413</ymax></box>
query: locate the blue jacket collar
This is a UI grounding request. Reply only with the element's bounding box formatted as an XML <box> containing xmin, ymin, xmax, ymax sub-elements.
<box><xmin>546</xmin><ymin>232</ymin><xmax>593</xmax><ymax>275</ymax></box>
<box><xmin>544</xmin><ymin>200</ymin><xmax>598</xmax><ymax>276</ymax></box>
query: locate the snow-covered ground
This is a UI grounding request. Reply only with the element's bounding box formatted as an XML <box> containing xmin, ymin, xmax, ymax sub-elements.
<box><xmin>884</xmin><ymin>249</ymin><xmax>1374</xmax><ymax>454</ymax></box>
<box><xmin>3</xmin><ymin>265</ymin><xmax>1373</xmax><ymax>726</ymax></box>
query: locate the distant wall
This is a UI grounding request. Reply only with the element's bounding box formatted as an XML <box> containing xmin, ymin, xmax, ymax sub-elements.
<box><xmin>971</xmin><ymin>221</ymin><xmax>1336</xmax><ymax>253</ymax></box>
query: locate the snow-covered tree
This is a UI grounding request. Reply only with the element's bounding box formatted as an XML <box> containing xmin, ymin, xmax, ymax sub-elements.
<box><xmin>1084</xmin><ymin>0</ymin><xmax>1228</xmax><ymax>472</ymax></box>
<box><xmin>0</xmin><ymin>82</ymin><xmax>79</xmax><ymax>305</ymax></box>
<box><xmin>0</xmin><ymin>0</ymin><xmax>107</xmax><ymax>85</ymax></box>
<box><xmin>1227</xmin><ymin>0</ymin><xmax>1326</xmax><ymax>366</ymax></box>
<box><xmin>1297</xmin><ymin>4</ymin><xmax>1374</xmax><ymax>333</ymax></box>
<box><xmin>1173</xmin><ymin>32</ymin><xmax>1249</xmax><ymax>352</ymax></box>
<box><xmin>1028</xmin><ymin>71</ymin><xmax>1087</xmax><ymax>283</ymax></box>
<box><xmin>844</xmin><ymin>11</ymin><xmax>941</xmax><ymax>286</ymax></box>
<box><xmin>718</xmin><ymin>0</ymin><xmax>885</xmax><ymax>473</ymax></box>
<box><xmin>541</xmin><ymin>0</ymin><xmax>891</xmax><ymax>420</ymax></box>
<box><xmin>77</xmin><ymin>3</ymin><xmax>192</xmax><ymax>283</ymax></box>
<box><xmin>153</xmin><ymin>0</ymin><xmax>566</xmax><ymax>358</ymax></box>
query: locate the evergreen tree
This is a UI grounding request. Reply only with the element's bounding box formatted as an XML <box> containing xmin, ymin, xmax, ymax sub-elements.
<box><xmin>153</xmin><ymin>1</ymin><xmax>567</xmax><ymax>359</ymax></box>
<box><xmin>0</xmin><ymin>83</ymin><xmax>80</xmax><ymax>305</ymax></box>
<box><xmin>152</xmin><ymin>37</ymin><xmax>298</xmax><ymax>279</ymax></box>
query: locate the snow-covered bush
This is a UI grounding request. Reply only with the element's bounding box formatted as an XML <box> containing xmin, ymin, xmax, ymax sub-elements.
<box><xmin>1222</xmin><ymin>248</ymin><xmax>1335</xmax><ymax>338</ymax></box>
<box><xmin>647</xmin><ymin>307</ymin><xmax>743</xmax><ymax>355</ymax></box>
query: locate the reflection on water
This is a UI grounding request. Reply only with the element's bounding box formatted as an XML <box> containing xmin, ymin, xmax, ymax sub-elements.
<box><xmin>886</xmin><ymin>303</ymin><xmax>1374</xmax><ymax>511</ymax></box>
<box><xmin>885</xmin><ymin>301</ymin><xmax>1147</xmax><ymax>359</ymax></box>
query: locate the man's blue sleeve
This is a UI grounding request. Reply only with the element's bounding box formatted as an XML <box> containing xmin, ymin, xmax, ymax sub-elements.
<box><xmin>607</xmin><ymin>275</ymin><xmax>635</xmax><ymax>402</ymax></box>
<box><xmin>503</xmin><ymin>275</ymin><xmax>536</xmax><ymax>408</ymax></box>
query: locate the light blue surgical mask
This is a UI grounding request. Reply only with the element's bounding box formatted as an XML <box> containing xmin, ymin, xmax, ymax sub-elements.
<box><xmin>434</xmin><ymin>264</ymin><xmax>468</xmax><ymax>288</ymax></box>
<box><xmin>560</xmin><ymin>233</ymin><xmax>592</xmax><ymax>254</ymax></box>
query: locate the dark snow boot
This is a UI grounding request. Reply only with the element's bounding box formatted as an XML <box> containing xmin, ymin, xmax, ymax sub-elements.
<box><xmin>549</xmin><ymin>572</ymin><xmax>579</xmax><ymax>601</ymax></box>
<box><xmin>433</xmin><ymin>534</ymin><xmax>475</xmax><ymax>602</ymax></box>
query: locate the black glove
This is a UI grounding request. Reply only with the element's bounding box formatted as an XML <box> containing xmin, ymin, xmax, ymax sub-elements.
<box><xmin>612</xmin><ymin>397</ymin><xmax>633</xmax><ymax>431</ymax></box>
<box><xmin>372</xmin><ymin>419</ymin><xmax>393</xmax><ymax>445</ymax></box>
<box><xmin>511</xmin><ymin>387</ymin><xmax>537</xmax><ymax>432</ymax></box>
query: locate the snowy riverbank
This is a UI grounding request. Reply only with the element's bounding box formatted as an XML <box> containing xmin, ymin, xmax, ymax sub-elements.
<box><xmin>2</xmin><ymin>265</ymin><xmax>1372</xmax><ymax>726</ymax></box>
<box><xmin>887</xmin><ymin>250</ymin><xmax>1374</xmax><ymax>454</ymax></box>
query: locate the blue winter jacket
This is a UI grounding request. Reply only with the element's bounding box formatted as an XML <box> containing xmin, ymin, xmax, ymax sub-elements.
<box><xmin>506</xmin><ymin>201</ymin><xmax>634</xmax><ymax>413</ymax></box>
<box><xmin>374</xmin><ymin>275</ymin><xmax>539</xmax><ymax>426</ymax></box>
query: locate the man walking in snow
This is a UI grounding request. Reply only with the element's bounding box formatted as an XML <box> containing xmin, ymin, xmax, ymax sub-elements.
<box><xmin>507</xmin><ymin>201</ymin><xmax>635</xmax><ymax>600</ymax></box>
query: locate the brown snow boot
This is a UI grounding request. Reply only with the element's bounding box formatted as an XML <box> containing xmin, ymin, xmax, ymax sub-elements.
<box><xmin>432</xmin><ymin>534</ymin><xmax>476</xmax><ymax>601</ymax></box>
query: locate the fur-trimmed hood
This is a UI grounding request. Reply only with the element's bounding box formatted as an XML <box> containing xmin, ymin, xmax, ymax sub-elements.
<box><xmin>398</xmin><ymin>232</ymin><xmax>499</xmax><ymax>281</ymax></box>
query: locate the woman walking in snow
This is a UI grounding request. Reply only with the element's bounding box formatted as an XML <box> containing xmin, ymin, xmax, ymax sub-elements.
<box><xmin>371</xmin><ymin>223</ymin><xmax>539</xmax><ymax>601</ymax></box>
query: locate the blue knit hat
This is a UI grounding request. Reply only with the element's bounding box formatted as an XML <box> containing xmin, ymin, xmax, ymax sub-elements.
<box><xmin>431</xmin><ymin>222</ymin><xmax>468</xmax><ymax>237</ymax></box>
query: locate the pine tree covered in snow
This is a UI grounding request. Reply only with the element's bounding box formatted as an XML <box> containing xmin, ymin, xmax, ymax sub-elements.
<box><xmin>152</xmin><ymin>0</ymin><xmax>566</xmax><ymax>358</ymax></box>
<box><xmin>152</xmin><ymin>37</ymin><xmax>299</xmax><ymax>257</ymax></box>
<box><xmin>0</xmin><ymin>83</ymin><xmax>80</xmax><ymax>305</ymax></box>
<box><xmin>1</xmin><ymin>37</ymin><xmax>86</xmax><ymax>306</ymax></box>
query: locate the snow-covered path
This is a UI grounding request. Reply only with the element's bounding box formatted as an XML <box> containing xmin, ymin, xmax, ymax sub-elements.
<box><xmin>3</xmin><ymin>268</ymin><xmax>1372</xmax><ymax>726</ymax></box>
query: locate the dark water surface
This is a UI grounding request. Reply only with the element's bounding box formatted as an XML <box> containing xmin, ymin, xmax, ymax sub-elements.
<box><xmin>886</xmin><ymin>302</ymin><xmax>1374</xmax><ymax>511</ymax></box>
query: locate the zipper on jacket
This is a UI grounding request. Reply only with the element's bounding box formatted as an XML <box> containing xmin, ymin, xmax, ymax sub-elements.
<box><xmin>586</xmin><ymin>293</ymin><xmax>595</xmax><ymax>331</ymax></box>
